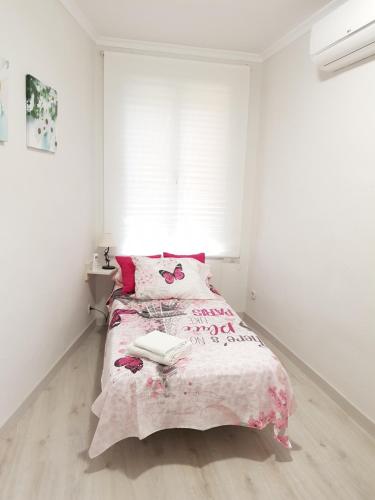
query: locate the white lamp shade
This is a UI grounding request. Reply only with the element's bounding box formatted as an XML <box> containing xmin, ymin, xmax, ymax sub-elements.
<box><xmin>98</xmin><ymin>233</ymin><xmax>115</xmax><ymax>248</ymax></box>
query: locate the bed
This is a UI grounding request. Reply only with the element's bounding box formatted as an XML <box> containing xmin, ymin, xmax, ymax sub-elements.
<box><xmin>89</xmin><ymin>285</ymin><xmax>295</xmax><ymax>458</ymax></box>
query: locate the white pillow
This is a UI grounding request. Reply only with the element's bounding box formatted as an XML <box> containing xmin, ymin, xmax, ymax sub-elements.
<box><xmin>132</xmin><ymin>256</ymin><xmax>218</xmax><ymax>300</ymax></box>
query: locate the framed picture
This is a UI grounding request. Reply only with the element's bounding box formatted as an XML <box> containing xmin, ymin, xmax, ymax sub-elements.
<box><xmin>26</xmin><ymin>74</ymin><xmax>58</xmax><ymax>152</ymax></box>
<box><xmin>0</xmin><ymin>58</ymin><xmax>9</xmax><ymax>142</ymax></box>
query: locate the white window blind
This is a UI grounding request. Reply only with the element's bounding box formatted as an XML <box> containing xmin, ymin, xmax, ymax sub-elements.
<box><xmin>104</xmin><ymin>51</ymin><xmax>249</xmax><ymax>257</ymax></box>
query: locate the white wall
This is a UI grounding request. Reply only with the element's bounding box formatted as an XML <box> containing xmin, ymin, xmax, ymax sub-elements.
<box><xmin>208</xmin><ymin>64</ymin><xmax>262</xmax><ymax>312</ymax></box>
<box><xmin>247</xmin><ymin>34</ymin><xmax>375</xmax><ymax>422</ymax></box>
<box><xmin>0</xmin><ymin>0</ymin><xmax>96</xmax><ymax>427</ymax></box>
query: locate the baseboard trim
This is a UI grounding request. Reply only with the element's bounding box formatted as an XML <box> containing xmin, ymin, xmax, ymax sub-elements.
<box><xmin>0</xmin><ymin>319</ymin><xmax>96</xmax><ymax>436</ymax></box>
<box><xmin>242</xmin><ymin>313</ymin><xmax>375</xmax><ymax>440</ymax></box>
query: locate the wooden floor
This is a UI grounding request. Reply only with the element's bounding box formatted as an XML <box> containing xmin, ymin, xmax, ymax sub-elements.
<box><xmin>1</xmin><ymin>326</ymin><xmax>374</xmax><ymax>500</ymax></box>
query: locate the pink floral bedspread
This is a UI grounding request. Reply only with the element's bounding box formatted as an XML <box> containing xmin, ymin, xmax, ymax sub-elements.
<box><xmin>89</xmin><ymin>291</ymin><xmax>295</xmax><ymax>458</ymax></box>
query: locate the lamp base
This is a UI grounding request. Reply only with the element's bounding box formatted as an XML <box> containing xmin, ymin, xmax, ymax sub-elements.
<box><xmin>102</xmin><ymin>265</ymin><xmax>116</xmax><ymax>270</ymax></box>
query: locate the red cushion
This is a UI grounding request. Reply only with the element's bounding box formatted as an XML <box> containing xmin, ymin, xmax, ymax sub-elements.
<box><xmin>115</xmin><ymin>255</ymin><xmax>161</xmax><ymax>294</ymax></box>
<box><xmin>163</xmin><ymin>252</ymin><xmax>205</xmax><ymax>263</ymax></box>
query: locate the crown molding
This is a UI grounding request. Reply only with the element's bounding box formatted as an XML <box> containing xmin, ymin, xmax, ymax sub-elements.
<box><xmin>59</xmin><ymin>0</ymin><xmax>345</xmax><ymax>64</ymax></box>
<box><xmin>97</xmin><ymin>37</ymin><xmax>263</xmax><ymax>64</ymax></box>
<box><xmin>261</xmin><ymin>0</ymin><xmax>346</xmax><ymax>60</ymax></box>
<box><xmin>58</xmin><ymin>0</ymin><xmax>97</xmax><ymax>41</ymax></box>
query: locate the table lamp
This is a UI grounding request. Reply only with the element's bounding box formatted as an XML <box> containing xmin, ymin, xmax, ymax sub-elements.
<box><xmin>98</xmin><ymin>233</ymin><xmax>116</xmax><ymax>270</ymax></box>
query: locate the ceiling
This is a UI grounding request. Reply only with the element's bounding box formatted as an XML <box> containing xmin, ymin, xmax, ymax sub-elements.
<box><xmin>73</xmin><ymin>0</ymin><xmax>334</xmax><ymax>54</ymax></box>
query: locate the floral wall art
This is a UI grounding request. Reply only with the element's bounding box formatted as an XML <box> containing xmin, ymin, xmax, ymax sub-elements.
<box><xmin>0</xmin><ymin>58</ymin><xmax>9</xmax><ymax>142</ymax></box>
<box><xmin>26</xmin><ymin>74</ymin><xmax>58</xmax><ymax>152</ymax></box>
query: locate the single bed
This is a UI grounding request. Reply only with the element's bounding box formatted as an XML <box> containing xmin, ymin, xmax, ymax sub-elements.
<box><xmin>89</xmin><ymin>287</ymin><xmax>295</xmax><ymax>458</ymax></box>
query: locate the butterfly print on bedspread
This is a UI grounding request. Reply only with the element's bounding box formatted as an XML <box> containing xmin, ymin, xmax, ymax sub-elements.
<box><xmin>109</xmin><ymin>308</ymin><xmax>137</xmax><ymax>329</ymax></box>
<box><xmin>114</xmin><ymin>356</ymin><xmax>143</xmax><ymax>374</ymax></box>
<box><xmin>159</xmin><ymin>263</ymin><xmax>185</xmax><ymax>284</ymax></box>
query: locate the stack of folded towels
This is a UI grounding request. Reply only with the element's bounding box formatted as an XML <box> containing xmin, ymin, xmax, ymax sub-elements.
<box><xmin>127</xmin><ymin>330</ymin><xmax>192</xmax><ymax>366</ymax></box>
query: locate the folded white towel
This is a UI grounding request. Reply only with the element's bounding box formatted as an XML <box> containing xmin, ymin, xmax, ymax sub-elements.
<box><xmin>128</xmin><ymin>330</ymin><xmax>192</xmax><ymax>366</ymax></box>
<box><xmin>134</xmin><ymin>330</ymin><xmax>185</xmax><ymax>356</ymax></box>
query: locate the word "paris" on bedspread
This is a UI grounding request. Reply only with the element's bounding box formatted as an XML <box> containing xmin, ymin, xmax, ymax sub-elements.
<box><xmin>192</xmin><ymin>307</ymin><xmax>234</xmax><ymax>317</ymax></box>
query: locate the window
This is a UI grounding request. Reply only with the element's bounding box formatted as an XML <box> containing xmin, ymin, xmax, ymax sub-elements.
<box><xmin>104</xmin><ymin>52</ymin><xmax>250</xmax><ymax>257</ymax></box>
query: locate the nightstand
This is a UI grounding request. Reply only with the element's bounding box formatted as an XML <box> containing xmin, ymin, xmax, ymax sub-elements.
<box><xmin>87</xmin><ymin>268</ymin><xmax>117</xmax><ymax>277</ymax></box>
<box><xmin>85</xmin><ymin>266</ymin><xmax>117</xmax><ymax>281</ymax></box>
<box><xmin>86</xmin><ymin>266</ymin><xmax>117</xmax><ymax>326</ymax></box>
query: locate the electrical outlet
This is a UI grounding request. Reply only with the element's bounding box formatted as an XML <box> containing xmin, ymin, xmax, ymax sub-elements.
<box><xmin>250</xmin><ymin>290</ymin><xmax>256</xmax><ymax>301</ymax></box>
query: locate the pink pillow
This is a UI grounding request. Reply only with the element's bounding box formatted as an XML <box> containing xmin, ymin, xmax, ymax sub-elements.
<box><xmin>115</xmin><ymin>255</ymin><xmax>161</xmax><ymax>294</ymax></box>
<box><xmin>163</xmin><ymin>252</ymin><xmax>205</xmax><ymax>263</ymax></box>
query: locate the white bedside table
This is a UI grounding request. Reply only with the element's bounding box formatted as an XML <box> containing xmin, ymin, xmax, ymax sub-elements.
<box><xmin>85</xmin><ymin>266</ymin><xmax>117</xmax><ymax>281</ymax></box>
<box><xmin>87</xmin><ymin>268</ymin><xmax>117</xmax><ymax>277</ymax></box>
<box><xmin>86</xmin><ymin>267</ymin><xmax>117</xmax><ymax>325</ymax></box>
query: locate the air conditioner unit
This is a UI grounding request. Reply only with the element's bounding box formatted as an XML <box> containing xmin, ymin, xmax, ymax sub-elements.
<box><xmin>310</xmin><ymin>0</ymin><xmax>375</xmax><ymax>72</ymax></box>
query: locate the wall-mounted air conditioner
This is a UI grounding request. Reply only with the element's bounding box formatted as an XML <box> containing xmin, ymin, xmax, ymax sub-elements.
<box><xmin>310</xmin><ymin>0</ymin><xmax>375</xmax><ymax>72</ymax></box>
